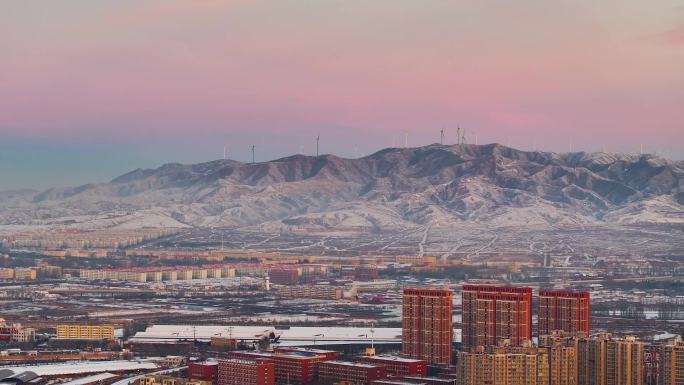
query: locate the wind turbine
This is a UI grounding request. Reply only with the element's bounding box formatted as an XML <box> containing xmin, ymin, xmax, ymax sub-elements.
<box><xmin>440</xmin><ymin>128</ymin><xmax>444</xmax><ymax>145</ymax></box>
<box><xmin>251</xmin><ymin>145</ymin><xmax>255</xmax><ymax>164</ymax></box>
<box><xmin>316</xmin><ymin>133</ymin><xmax>320</xmax><ymax>157</ymax></box>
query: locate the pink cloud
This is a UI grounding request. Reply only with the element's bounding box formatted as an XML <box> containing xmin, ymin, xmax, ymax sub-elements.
<box><xmin>109</xmin><ymin>0</ymin><xmax>251</xmax><ymax>26</ymax></box>
<box><xmin>658</xmin><ymin>24</ymin><xmax>684</xmax><ymax>44</ymax></box>
<box><xmin>641</xmin><ymin>24</ymin><xmax>684</xmax><ymax>45</ymax></box>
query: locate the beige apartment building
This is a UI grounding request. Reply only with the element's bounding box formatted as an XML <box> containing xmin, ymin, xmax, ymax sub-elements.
<box><xmin>0</xmin><ymin>268</ymin><xmax>38</xmax><ymax>280</ymax></box>
<box><xmin>457</xmin><ymin>344</ymin><xmax>552</xmax><ymax>385</ymax></box>
<box><xmin>0</xmin><ymin>268</ymin><xmax>14</xmax><ymax>279</ymax></box>
<box><xmin>55</xmin><ymin>324</ymin><xmax>115</xmax><ymax>340</ymax></box>
<box><xmin>541</xmin><ymin>332</ymin><xmax>645</xmax><ymax>385</ymax></box>
<box><xmin>660</xmin><ymin>338</ymin><xmax>684</xmax><ymax>385</ymax></box>
<box><xmin>79</xmin><ymin>266</ymin><xmax>237</xmax><ymax>283</ymax></box>
<box><xmin>277</xmin><ymin>285</ymin><xmax>343</xmax><ymax>300</ymax></box>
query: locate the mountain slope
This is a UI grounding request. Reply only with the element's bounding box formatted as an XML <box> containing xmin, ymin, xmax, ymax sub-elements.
<box><xmin>1</xmin><ymin>144</ymin><xmax>682</xmax><ymax>230</ymax></box>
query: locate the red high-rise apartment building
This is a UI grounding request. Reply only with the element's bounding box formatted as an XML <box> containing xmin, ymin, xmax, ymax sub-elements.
<box><xmin>402</xmin><ymin>287</ymin><xmax>453</xmax><ymax>366</ymax></box>
<box><xmin>461</xmin><ymin>285</ymin><xmax>533</xmax><ymax>349</ymax></box>
<box><xmin>218</xmin><ymin>358</ymin><xmax>274</xmax><ymax>385</ymax></box>
<box><xmin>538</xmin><ymin>290</ymin><xmax>590</xmax><ymax>337</ymax></box>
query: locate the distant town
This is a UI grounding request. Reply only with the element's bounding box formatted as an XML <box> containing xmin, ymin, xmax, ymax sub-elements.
<box><xmin>0</xmin><ymin>226</ymin><xmax>682</xmax><ymax>385</ymax></box>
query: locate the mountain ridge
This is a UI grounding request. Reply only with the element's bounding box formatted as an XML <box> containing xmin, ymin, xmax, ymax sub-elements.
<box><xmin>2</xmin><ymin>143</ymin><xmax>682</xmax><ymax>230</ymax></box>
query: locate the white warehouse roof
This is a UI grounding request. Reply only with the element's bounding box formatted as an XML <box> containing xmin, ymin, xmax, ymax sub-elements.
<box><xmin>0</xmin><ymin>361</ymin><xmax>158</xmax><ymax>376</ymax></box>
<box><xmin>130</xmin><ymin>325</ymin><xmax>404</xmax><ymax>345</ymax></box>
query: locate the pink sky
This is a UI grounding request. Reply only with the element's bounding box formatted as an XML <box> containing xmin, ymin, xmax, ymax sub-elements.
<box><xmin>0</xmin><ymin>0</ymin><xmax>683</xmax><ymax>187</ymax></box>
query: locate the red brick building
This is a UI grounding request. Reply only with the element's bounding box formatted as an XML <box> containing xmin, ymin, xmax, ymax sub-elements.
<box><xmin>0</xmin><ymin>326</ymin><xmax>18</xmax><ymax>341</ymax></box>
<box><xmin>318</xmin><ymin>361</ymin><xmax>387</xmax><ymax>385</ymax></box>
<box><xmin>268</xmin><ymin>269</ymin><xmax>300</xmax><ymax>285</ymax></box>
<box><xmin>354</xmin><ymin>266</ymin><xmax>380</xmax><ymax>281</ymax></box>
<box><xmin>217</xmin><ymin>358</ymin><xmax>274</xmax><ymax>385</ymax></box>
<box><xmin>355</xmin><ymin>355</ymin><xmax>427</xmax><ymax>377</ymax></box>
<box><xmin>398</xmin><ymin>376</ymin><xmax>457</xmax><ymax>385</ymax></box>
<box><xmin>228</xmin><ymin>351</ymin><xmax>328</xmax><ymax>384</ymax></box>
<box><xmin>273</xmin><ymin>347</ymin><xmax>340</xmax><ymax>361</ymax></box>
<box><xmin>189</xmin><ymin>361</ymin><xmax>218</xmax><ymax>383</ymax></box>
<box><xmin>402</xmin><ymin>287</ymin><xmax>453</xmax><ymax>366</ymax></box>
<box><xmin>461</xmin><ymin>285</ymin><xmax>533</xmax><ymax>349</ymax></box>
<box><xmin>538</xmin><ymin>290</ymin><xmax>590</xmax><ymax>337</ymax></box>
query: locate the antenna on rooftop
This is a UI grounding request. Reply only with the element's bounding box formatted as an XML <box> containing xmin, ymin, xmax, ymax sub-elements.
<box><xmin>251</xmin><ymin>145</ymin><xmax>255</xmax><ymax>164</ymax></box>
<box><xmin>316</xmin><ymin>133</ymin><xmax>320</xmax><ymax>157</ymax></box>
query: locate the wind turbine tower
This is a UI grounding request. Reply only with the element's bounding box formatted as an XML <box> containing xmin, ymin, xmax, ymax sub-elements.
<box><xmin>251</xmin><ymin>145</ymin><xmax>255</xmax><ymax>164</ymax></box>
<box><xmin>316</xmin><ymin>133</ymin><xmax>320</xmax><ymax>157</ymax></box>
<box><xmin>440</xmin><ymin>128</ymin><xmax>444</xmax><ymax>145</ymax></box>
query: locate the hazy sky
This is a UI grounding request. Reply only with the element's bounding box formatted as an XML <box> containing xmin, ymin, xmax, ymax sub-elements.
<box><xmin>1</xmin><ymin>0</ymin><xmax>683</xmax><ymax>189</ymax></box>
